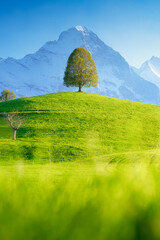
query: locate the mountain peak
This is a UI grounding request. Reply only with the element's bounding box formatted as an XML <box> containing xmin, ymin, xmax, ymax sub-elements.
<box><xmin>58</xmin><ymin>26</ymin><xmax>91</xmax><ymax>39</ymax></box>
<box><xmin>150</xmin><ymin>56</ymin><xmax>158</xmax><ymax>60</ymax></box>
<box><xmin>149</xmin><ymin>56</ymin><xmax>160</xmax><ymax>62</ymax></box>
<box><xmin>75</xmin><ymin>26</ymin><xmax>88</xmax><ymax>32</ymax></box>
<box><xmin>147</xmin><ymin>56</ymin><xmax>160</xmax><ymax>67</ymax></box>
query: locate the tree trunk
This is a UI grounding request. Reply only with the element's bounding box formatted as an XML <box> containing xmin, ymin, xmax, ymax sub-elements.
<box><xmin>12</xmin><ymin>129</ymin><xmax>17</xmax><ymax>140</ymax></box>
<box><xmin>78</xmin><ymin>85</ymin><xmax>83</xmax><ymax>92</ymax></box>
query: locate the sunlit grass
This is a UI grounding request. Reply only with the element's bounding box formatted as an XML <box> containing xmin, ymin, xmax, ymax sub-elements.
<box><xmin>1</xmin><ymin>92</ymin><xmax>160</xmax><ymax>162</ymax></box>
<box><xmin>0</xmin><ymin>160</ymin><xmax>160</xmax><ymax>240</ymax></box>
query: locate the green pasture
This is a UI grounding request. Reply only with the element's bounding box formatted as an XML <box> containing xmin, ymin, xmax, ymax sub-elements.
<box><xmin>0</xmin><ymin>92</ymin><xmax>160</xmax><ymax>162</ymax></box>
<box><xmin>1</xmin><ymin>93</ymin><xmax>160</xmax><ymax>239</ymax></box>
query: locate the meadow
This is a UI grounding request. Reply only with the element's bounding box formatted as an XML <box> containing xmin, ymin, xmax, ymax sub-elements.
<box><xmin>1</xmin><ymin>93</ymin><xmax>160</xmax><ymax>239</ymax></box>
<box><xmin>1</xmin><ymin>161</ymin><xmax>160</xmax><ymax>240</ymax></box>
<box><xmin>1</xmin><ymin>92</ymin><xmax>160</xmax><ymax>162</ymax></box>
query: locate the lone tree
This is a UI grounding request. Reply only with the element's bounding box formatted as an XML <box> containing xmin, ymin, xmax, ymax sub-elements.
<box><xmin>7</xmin><ymin>112</ymin><xmax>26</xmax><ymax>140</ymax></box>
<box><xmin>64</xmin><ymin>47</ymin><xmax>98</xmax><ymax>92</ymax></box>
<box><xmin>0</xmin><ymin>89</ymin><xmax>16</xmax><ymax>102</ymax></box>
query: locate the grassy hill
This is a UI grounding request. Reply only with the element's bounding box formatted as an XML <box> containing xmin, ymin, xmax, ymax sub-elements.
<box><xmin>1</xmin><ymin>92</ymin><xmax>160</xmax><ymax>239</ymax></box>
<box><xmin>0</xmin><ymin>92</ymin><xmax>160</xmax><ymax>162</ymax></box>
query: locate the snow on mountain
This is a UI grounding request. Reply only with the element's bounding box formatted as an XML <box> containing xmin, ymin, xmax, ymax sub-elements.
<box><xmin>0</xmin><ymin>26</ymin><xmax>159</xmax><ymax>104</ymax></box>
<box><xmin>137</xmin><ymin>57</ymin><xmax>160</xmax><ymax>89</ymax></box>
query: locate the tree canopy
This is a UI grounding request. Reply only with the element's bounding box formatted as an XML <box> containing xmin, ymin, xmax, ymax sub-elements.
<box><xmin>64</xmin><ymin>47</ymin><xmax>98</xmax><ymax>92</ymax></box>
<box><xmin>0</xmin><ymin>89</ymin><xmax>16</xmax><ymax>101</ymax></box>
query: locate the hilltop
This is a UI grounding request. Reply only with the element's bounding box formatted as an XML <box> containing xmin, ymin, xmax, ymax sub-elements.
<box><xmin>0</xmin><ymin>92</ymin><xmax>160</xmax><ymax>162</ymax></box>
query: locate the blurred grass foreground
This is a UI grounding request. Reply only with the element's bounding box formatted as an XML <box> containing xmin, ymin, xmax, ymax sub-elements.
<box><xmin>0</xmin><ymin>160</ymin><xmax>160</xmax><ymax>240</ymax></box>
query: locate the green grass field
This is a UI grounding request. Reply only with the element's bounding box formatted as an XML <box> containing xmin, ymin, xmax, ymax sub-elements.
<box><xmin>1</xmin><ymin>93</ymin><xmax>160</xmax><ymax>239</ymax></box>
<box><xmin>1</xmin><ymin>92</ymin><xmax>160</xmax><ymax>162</ymax></box>
<box><xmin>1</xmin><ymin>161</ymin><xmax>160</xmax><ymax>240</ymax></box>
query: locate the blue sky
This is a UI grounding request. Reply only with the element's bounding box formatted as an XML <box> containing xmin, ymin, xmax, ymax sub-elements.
<box><xmin>0</xmin><ymin>0</ymin><xmax>160</xmax><ymax>67</ymax></box>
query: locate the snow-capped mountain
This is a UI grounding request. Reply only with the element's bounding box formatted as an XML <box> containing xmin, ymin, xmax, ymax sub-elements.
<box><xmin>0</xmin><ymin>26</ymin><xmax>159</xmax><ymax>104</ymax></box>
<box><xmin>136</xmin><ymin>56</ymin><xmax>160</xmax><ymax>89</ymax></box>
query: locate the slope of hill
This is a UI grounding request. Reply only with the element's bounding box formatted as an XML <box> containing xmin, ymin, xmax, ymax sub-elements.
<box><xmin>0</xmin><ymin>26</ymin><xmax>159</xmax><ymax>104</ymax></box>
<box><xmin>0</xmin><ymin>92</ymin><xmax>160</xmax><ymax>162</ymax></box>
